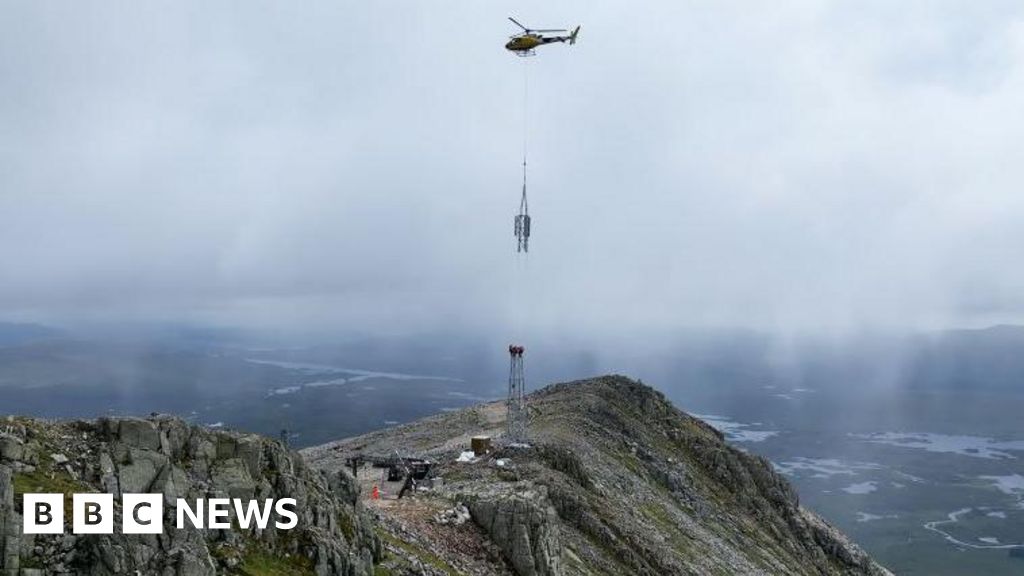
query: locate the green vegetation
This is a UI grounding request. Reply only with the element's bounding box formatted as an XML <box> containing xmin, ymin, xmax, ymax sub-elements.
<box><xmin>376</xmin><ymin>527</ymin><xmax>459</xmax><ymax>576</ymax></box>
<box><xmin>18</xmin><ymin>555</ymin><xmax>43</xmax><ymax>569</ymax></box>
<box><xmin>12</xmin><ymin>468</ymin><xmax>84</xmax><ymax>496</ymax></box>
<box><xmin>637</xmin><ymin>500</ymin><xmax>702</xmax><ymax>561</ymax></box>
<box><xmin>13</xmin><ymin>464</ymin><xmax>90</xmax><ymax>512</ymax></box>
<box><xmin>608</xmin><ymin>448</ymin><xmax>644</xmax><ymax>476</ymax></box>
<box><xmin>337</xmin><ymin>510</ymin><xmax>355</xmax><ymax>541</ymax></box>
<box><xmin>234</xmin><ymin>550</ymin><xmax>316</xmax><ymax>576</ymax></box>
<box><xmin>640</xmin><ymin>501</ymin><xmax>676</xmax><ymax>532</ymax></box>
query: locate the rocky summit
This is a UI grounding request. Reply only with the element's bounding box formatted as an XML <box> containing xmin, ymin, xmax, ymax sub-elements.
<box><xmin>0</xmin><ymin>416</ymin><xmax>380</xmax><ymax>575</ymax></box>
<box><xmin>305</xmin><ymin>376</ymin><xmax>892</xmax><ymax>576</ymax></box>
<box><xmin>1</xmin><ymin>376</ymin><xmax>891</xmax><ymax>575</ymax></box>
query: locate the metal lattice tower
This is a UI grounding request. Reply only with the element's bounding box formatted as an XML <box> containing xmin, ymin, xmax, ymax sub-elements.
<box><xmin>507</xmin><ymin>345</ymin><xmax>527</xmax><ymax>442</ymax></box>
<box><xmin>514</xmin><ymin>159</ymin><xmax>531</xmax><ymax>253</ymax></box>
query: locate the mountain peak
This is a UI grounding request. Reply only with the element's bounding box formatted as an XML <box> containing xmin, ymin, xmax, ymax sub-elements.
<box><xmin>306</xmin><ymin>375</ymin><xmax>892</xmax><ymax>576</ymax></box>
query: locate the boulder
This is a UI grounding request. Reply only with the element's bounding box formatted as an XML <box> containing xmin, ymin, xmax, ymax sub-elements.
<box><xmin>0</xmin><ymin>438</ymin><xmax>23</xmax><ymax>463</ymax></box>
<box><xmin>116</xmin><ymin>419</ymin><xmax>161</xmax><ymax>451</ymax></box>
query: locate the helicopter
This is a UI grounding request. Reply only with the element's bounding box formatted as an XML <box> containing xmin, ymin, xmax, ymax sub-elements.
<box><xmin>505</xmin><ymin>17</ymin><xmax>580</xmax><ymax>56</ymax></box>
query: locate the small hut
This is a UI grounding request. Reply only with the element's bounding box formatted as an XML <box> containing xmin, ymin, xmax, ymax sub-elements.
<box><xmin>471</xmin><ymin>435</ymin><xmax>492</xmax><ymax>456</ymax></box>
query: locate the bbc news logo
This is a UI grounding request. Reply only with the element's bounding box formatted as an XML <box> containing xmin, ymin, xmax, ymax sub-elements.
<box><xmin>23</xmin><ymin>494</ymin><xmax>298</xmax><ymax>534</ymax></box>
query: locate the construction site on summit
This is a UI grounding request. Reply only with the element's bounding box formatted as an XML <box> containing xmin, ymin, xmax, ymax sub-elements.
<box><xmin>505</xmin><ymin>16</ymin><xmax>578</xmax><ymax>450</ymax></box>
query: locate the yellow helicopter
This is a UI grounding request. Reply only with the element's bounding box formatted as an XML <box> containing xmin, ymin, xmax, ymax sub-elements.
<box><xmin>505</xmin><ymin>17</ymin><xmax>580</xmax><ymax>56</ymax></box>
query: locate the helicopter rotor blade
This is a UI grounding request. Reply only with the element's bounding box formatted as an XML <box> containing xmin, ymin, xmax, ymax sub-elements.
<box><xmin>535</xmin><ymin>29</ymin><xmax>567</xmax><ymax>33</ymax></box>
<box><xmin>508</xmin><ymin>17</ymin><xmax>529</xmax><ymax>32</ymax></box>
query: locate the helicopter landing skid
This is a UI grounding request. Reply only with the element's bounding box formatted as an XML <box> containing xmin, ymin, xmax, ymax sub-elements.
<box><xmin>515</xmin><ymin>50</ymin><xmax>536</xmax><ymax>57</ymax></box>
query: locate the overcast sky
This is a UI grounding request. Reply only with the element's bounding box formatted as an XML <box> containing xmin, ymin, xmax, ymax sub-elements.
<box><xmin>3</xmin><ymin>1</ymin><xmax>1024</xmax><ymax>336</ymax></box>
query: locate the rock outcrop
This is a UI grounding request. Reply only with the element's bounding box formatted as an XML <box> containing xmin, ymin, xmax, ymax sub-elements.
<box><xmin>0</xmin><ymin>416</ymin><xmax>380</xmax><ymax>575</ymax></box>
<box><xmin>464</xmin><ymin>489</ymin><xmax>561</xmax><ymax>576</ymax></box>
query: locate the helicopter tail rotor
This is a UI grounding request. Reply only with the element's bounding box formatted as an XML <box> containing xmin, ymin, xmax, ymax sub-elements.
<box><xmin>569</xmin><ymin>25</ymin><xmax>581</xmax><ymax>45</ymax></box>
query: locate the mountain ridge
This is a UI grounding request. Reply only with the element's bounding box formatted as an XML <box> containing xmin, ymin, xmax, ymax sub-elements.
<box><xmin>305</xmin><ymin>375</ymin><xmax>892</xmax><ymax>575</ymax></box>
<box><xmin>0</xmin><ymin>375</ymin><xmax>892</xmax><ymax>575</ymax></box>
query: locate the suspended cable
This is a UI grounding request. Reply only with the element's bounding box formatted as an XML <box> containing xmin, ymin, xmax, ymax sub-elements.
<box><xmin>514</xmin><ymin>58</ymin><xmax>531</xmax><ymax>254</ymax></box>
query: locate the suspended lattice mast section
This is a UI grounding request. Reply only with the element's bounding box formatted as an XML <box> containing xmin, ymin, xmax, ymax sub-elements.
<box><xmin>514</xmin><ymin>159</ymin><xmax>531</xmax><ymax>253</ymax></box>
<box><xmin>507</xmin><ymin>345</ymin><xmax>527</xmax><ymax>442</ymax></box>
